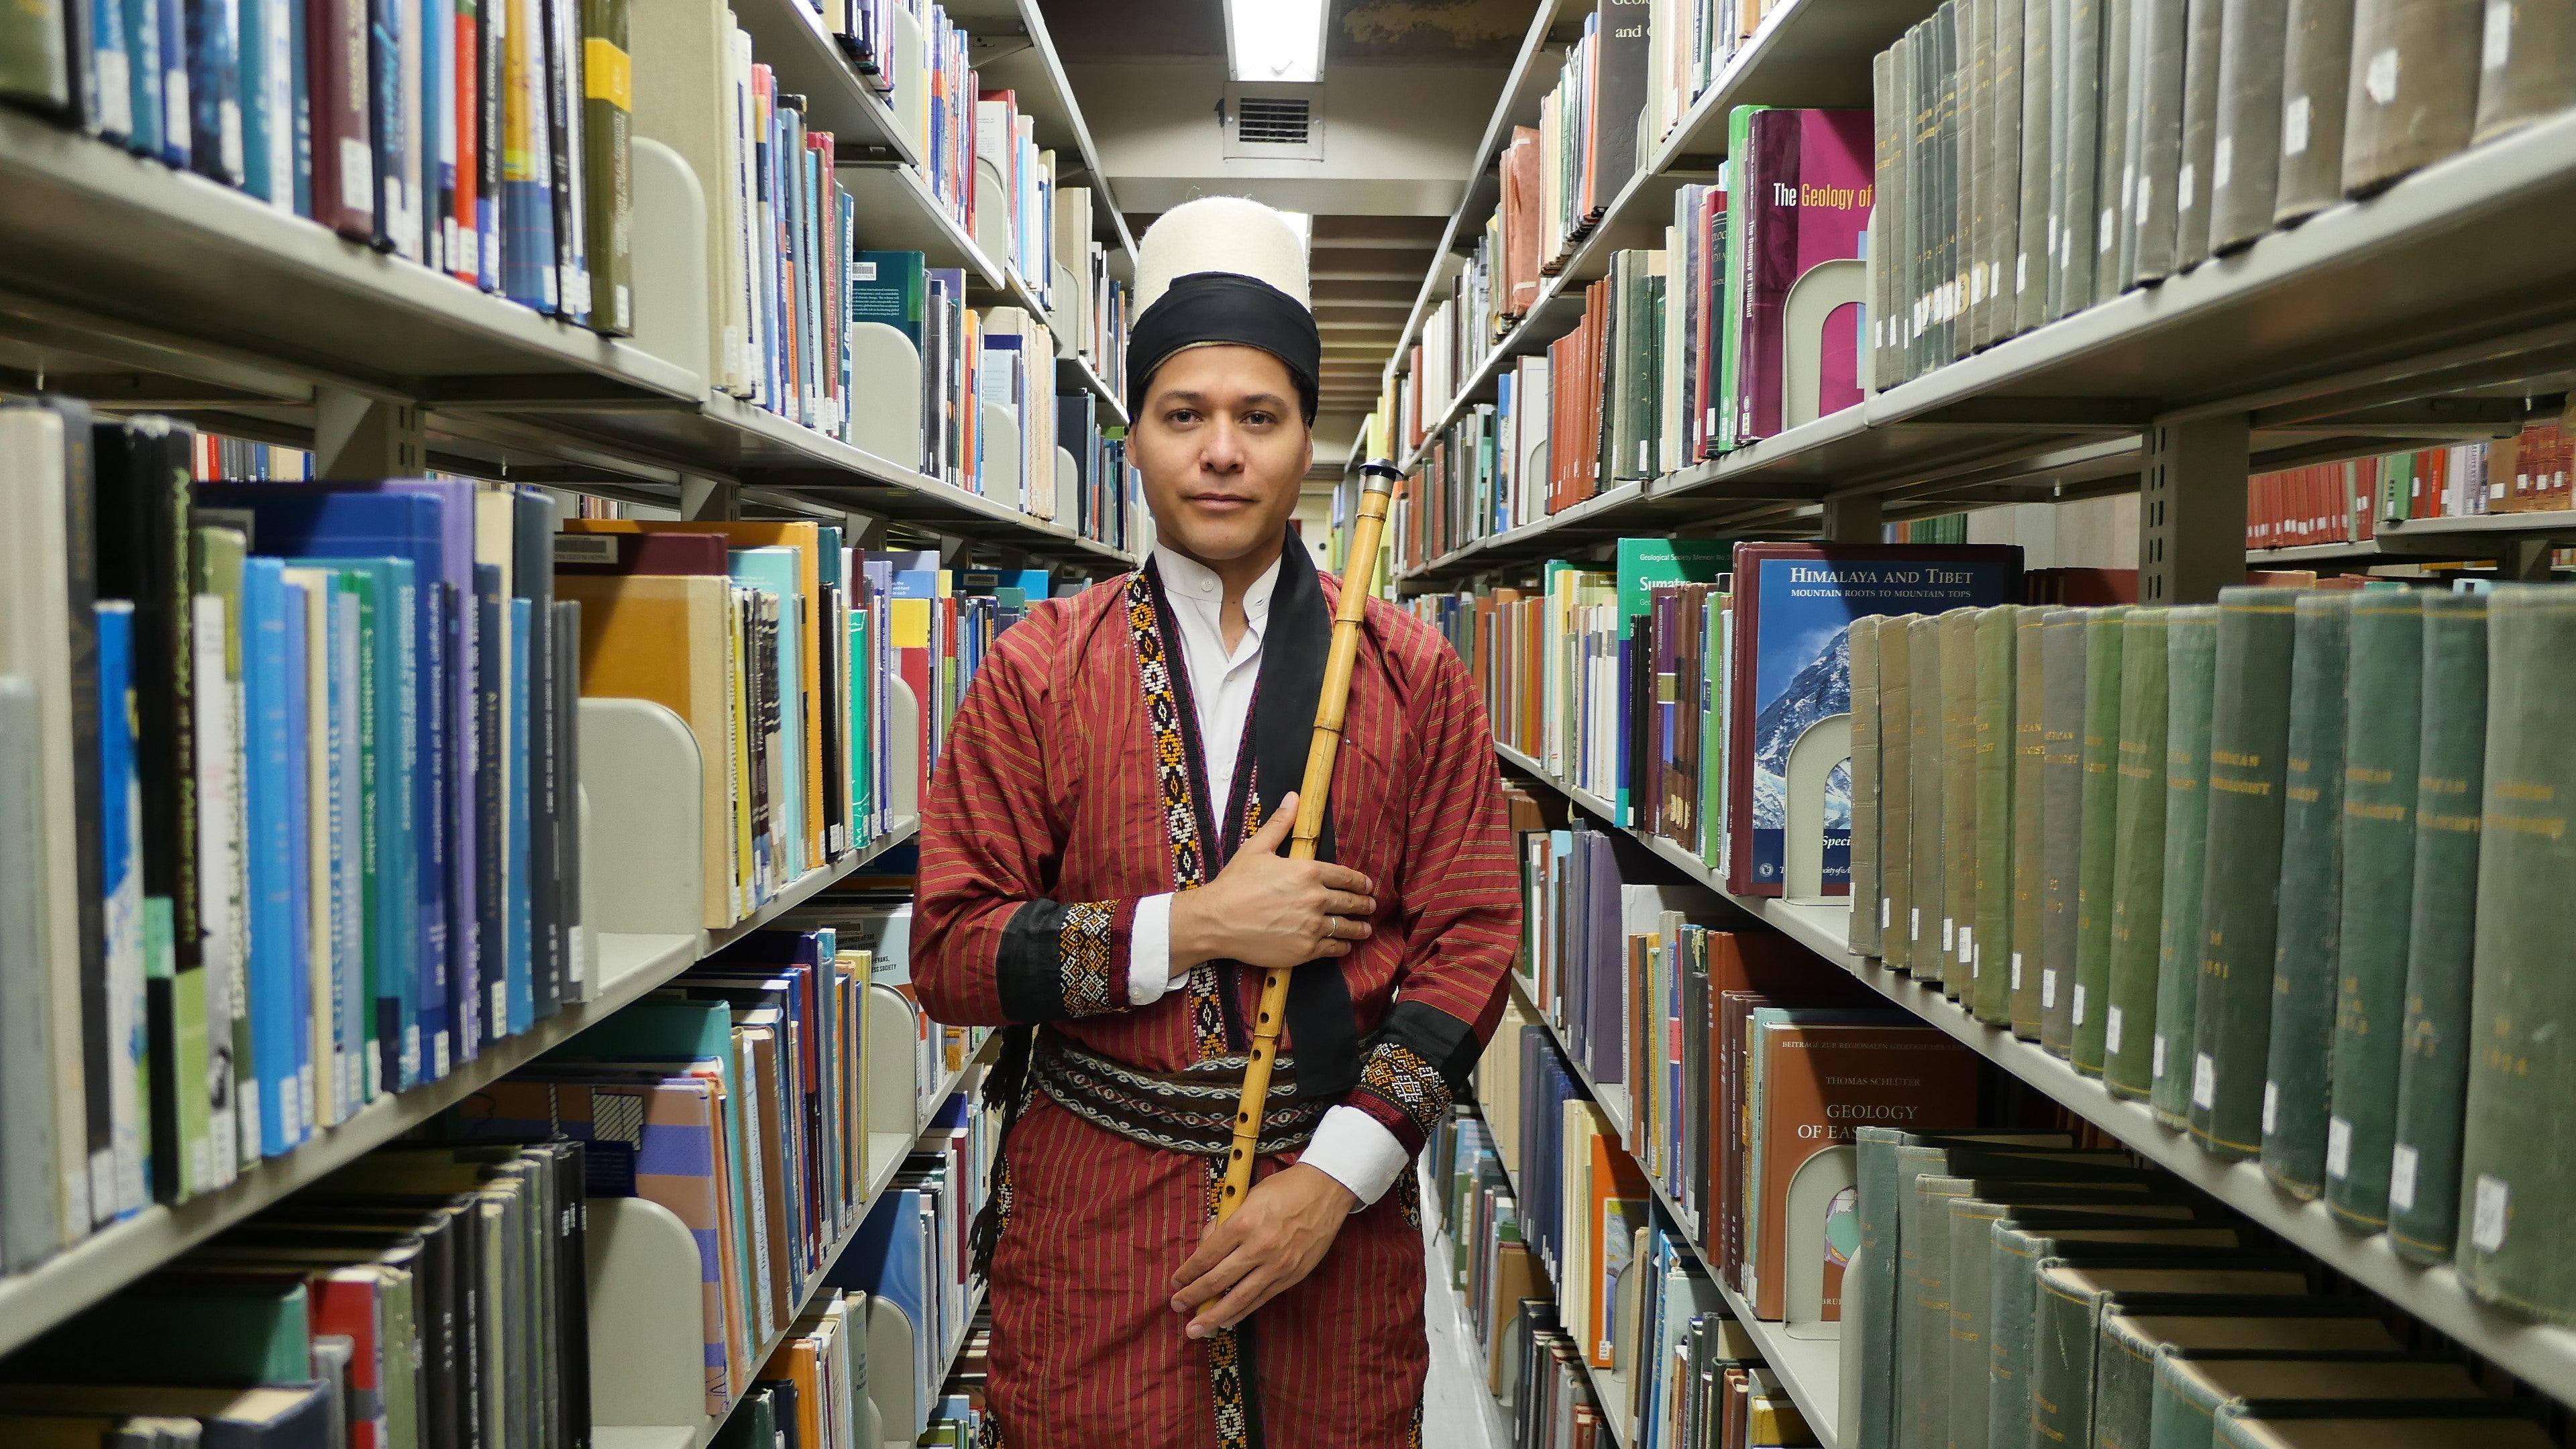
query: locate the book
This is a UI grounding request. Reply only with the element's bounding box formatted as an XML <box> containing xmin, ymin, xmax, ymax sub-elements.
<box><xmin>2469</xmin><ymin>0</ymin><xmax>2576</xmax><ymax>143</ymax></box>
<box><xmin>2259</xmin><ymin>592</ymin><xmax>2352</xmax><ymax>1199</ymax></box>
<box><xmin>1878</xmin><ymin>614</ymin><xmax>1921</xmax><ymax>969</ymax></box>
<box><xmin>2038</xmin><ymin>608</ymin><xmax>2088</xmax><ymax>1052</ymax></box>
<box><xmin>2029</xmin><ymin>1263</ymin><xmax>2312</xmax><ymax>1448</ymax></box>
<box><xmin>1910</xmin><ymin>614</ymin><xmax>1945</xmax><ymax>967</ymax></box>
<box><xmin>1728</xmin><ymin>108</ymin><xmax>1874</xmax><ymax>445</ymax></box>
<box><xmin>2385</xmin><ymin>592</ymin><xmax>2487</xmax><ymax>1265</ymax></box>
<box><xmin>2188</xmin><ymin>587</ymin><xmax>2302</xmax><ymax>1161</ymax></box>
<box><xmin>2103</xmin><ymin>608</ymin><xmax>2169</xmax><ymax>1098</ymax></box>
<box><xmin>2010</xmin><ymin>606</ymin><xmax>2049</xmax><ymax>1037</ymax></box>
<box><xmin>2129</xmin><ymin>0</ymin><xmax>2191</xmax><ymax>283</ymax></box>
<box><xmin>2149</xmin><ymin>1356</ymin><xmax>2485</xmax><ymax>1449</ymax></box>
<box><xmin>2070</xmin><ymin>605</ymin><xmax>2130</xmax><ymax>1071</ymax></box>
<box><xmin>2455</xmin><ymin>584</ymin><xmax>2576</xmax><ymax>1323</ymax></box>
<box><xmin>2337</xmin><ymin>0</ymin><xmax>2481</xmax><ymax>195</ymax></box>
<box><xmin>2175</xmin><ymin>0</ymin><xmax>2226</xmax><ymax>263</ymax></box>
<box><xmin>1971</xmin><ymin>606</ymin><xmax>2019</xmax><ymax>1023</ymax></box>
<box><xmin>2268</xmin><ymin>0</ymin><xmax>2358</xmax><ymax>223</ymax></box>
<box><xmin>2015</xmin><ymin>0</ymin><xmax>2055</xmax><ymax>335</ymax></box>
<box><xmin>2204</xmin><ymin>0</ymin><xmax>2294</xmax><ymax>251</ymax></box>
<box><xmin>1938</xmin><ymin>606</ymin><xmax>1979</xmax><ymax>994</ymax></box>
<box><xmin>1849</xmin><ymin>616</ymin><xmax>1885</xmax><ymax>957</ymax></box>
<box><xmin>2212</xmin><ymin>1405</ymin><xmax>2554</xmax><ymax>1448</ymax></box>
<box><xmin>2151</xmin><ymin>605</ymin><xmax>2220</xmax><ymax>1128</ymax></box>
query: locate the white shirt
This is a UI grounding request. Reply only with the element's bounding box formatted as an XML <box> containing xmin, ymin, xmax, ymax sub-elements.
<box><xmin>1126</xmin><ymin>543</ymin><xmax>1410</xmax><ymax>1208</ymax></box>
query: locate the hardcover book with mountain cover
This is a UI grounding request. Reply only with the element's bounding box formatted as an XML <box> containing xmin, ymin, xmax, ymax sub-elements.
<box><xmin>1725</xmin><ymin>544</ymin><xmax>2023</xmax><ymax>896</ymax></box>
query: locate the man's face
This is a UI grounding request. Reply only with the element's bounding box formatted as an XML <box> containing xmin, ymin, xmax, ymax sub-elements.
<box><xmin>1131</xmin><ymin>343</ymin><xmax>1313</xmax><ymax>566</ymax></box>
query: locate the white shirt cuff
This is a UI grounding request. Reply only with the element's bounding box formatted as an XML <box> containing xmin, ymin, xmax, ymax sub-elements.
<box><xmin>1299</xmin><ymin>1106</ymin><xmax>1411</xmax><ymax>1210</ymax></box>
<box><xmin>1128</xmin><ymin>893</ymin><xmax>1187</xmax><ymax>1007</ymax></box>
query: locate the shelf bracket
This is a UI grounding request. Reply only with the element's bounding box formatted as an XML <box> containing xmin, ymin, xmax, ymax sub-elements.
<box><xmin>680</xmin><ymin>476</ymin><xmax>740</xmax><ymax>521</ymax></box>
<box><xmin>2137</xmin><ymin>413</ymin><xmax>2250</xmax><ymax>604</ymax></box>
<box><xmin>2503</xmin><ymin>538</ymin><xmax>2558</xmax><ymax>582</ymax></box>
<box><xmin>313</xmin><ymin>388</ymin><xmax>426</xmax><ymax>477</ymax></box>
<box><xmin>1820</xmin><ymin>492</ymin><xmax>1883</xmax><ymax>543</ymax></box>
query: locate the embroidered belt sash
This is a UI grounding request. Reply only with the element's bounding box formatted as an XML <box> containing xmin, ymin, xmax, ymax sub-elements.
<box><xmin>1032</xmin><ymin>1030</ymin><xmax>1329</xmax><ymax>1159</ymax></box>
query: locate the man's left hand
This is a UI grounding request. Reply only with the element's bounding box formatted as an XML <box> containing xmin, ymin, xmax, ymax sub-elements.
<box><xmin>1168</xmin><ymin>1163</ymin><xmax>1358</xmax><ymax>1338</ymax></box>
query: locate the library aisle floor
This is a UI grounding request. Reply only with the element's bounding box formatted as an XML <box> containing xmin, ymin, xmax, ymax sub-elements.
<box><xmin>1419</xmin><ymin>1160</ymin><xmax>1507</xmax><ymax>1449</ymax></box>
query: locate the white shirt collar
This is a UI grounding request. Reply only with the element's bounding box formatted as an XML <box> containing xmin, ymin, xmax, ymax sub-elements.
<box><xmin>1150</xmin><ymin>541</ymin><xmax>1283</xmax><ymax>642</ymax></box>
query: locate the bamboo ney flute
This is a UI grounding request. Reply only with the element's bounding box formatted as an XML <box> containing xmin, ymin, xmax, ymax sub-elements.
<box><xmin>1214</xmin><ymin>459</ymin><xmax>1403</xmax><ymax>1222</ymax></box>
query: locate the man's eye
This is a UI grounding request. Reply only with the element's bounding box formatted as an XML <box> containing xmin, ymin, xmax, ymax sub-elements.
<box><xmin>1244</xmin><ymin>411</ymin><xmax>1273</xmax><ymax>426</ymax></box>
<box><xmin>1167</xmin><ymin>409</ymin><xmax>1198</xmax><ymax>425</ymax></box>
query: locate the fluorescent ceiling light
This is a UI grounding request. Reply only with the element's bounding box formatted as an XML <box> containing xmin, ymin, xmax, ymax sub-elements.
<box><xmin>1226</xmin><ymin>0</ymin><xmax>1328</xmax><ymax>84</ymax></box>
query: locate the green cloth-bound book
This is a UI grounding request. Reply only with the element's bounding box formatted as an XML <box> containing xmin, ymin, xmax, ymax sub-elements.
<box><xmin>2104</xmin><ymin>609</ymin><xmax>2171</xmax><ymax>1097</ymax></box>
<box><xmin>2455</xmin><ymin>584</ymin><xmax>2576</xmax><ymax>1324</ymax></box>
<box><xmin>2189</xmin><ymin>588</ymin><xmax>2303</xmax><ymax>1161</ymax></box>
<box><xmin>1973</xmin><ymin>607</ymin><xmax>2021</xmax><ymax>1023</ymax></box>
<box><xmin>2012</xmin><ymin>610</ymin><xmax>2049</xmax><ymax>1038</ymax></box>
<box><xmin>1880</xmin><ymin>617</ymin><xmax>1923</xmax><ymax>971</ymax></box>
<box><xmin>2027</xmin><ymin>1263</ymin><xmax>2312</xmax><ymax>1449</ymax></box>
<box><xmin>1851</xmin><ymin>616</ymin><xmax>1886</xmax><ymax>957</ymax></box>
<box><xmin>2385</xmin><ymin>593</ymin><xmax>2487</xmax><ymax>1265</ymax></box>
<box><xmin>2040</xmin><ymin>610</ymin><xmax>2090</xmax><ymax>1052</ymax></box>
<box><xmin>2261</xmin><ymin>593</ymin><xmax>2354</xmax><ymax>1199</ymax></box>
<box><xmin>1942</xmin><ymin>607</ymin><xmax>1983</xmax><ymax>996</ymax></box>
<box><xmin>2149</xmin><ymin>1357</ymin><xmax>2486</xmax><ymax>1449</ymax></box>
<box><xmin>2322</xmin><ymin>591</ymin><xmax>2424</xmax><ymax>1230</ymax></box>
<box><xmin>2151</xmin><ymin>606</ymin><xmax>2221</xmax><ymax>1128</ymax></box>
<box><xmin>2067</xmin><ymin>606</ymin><xmax>2130</xmax><ymax>1062</ymax></box>
<box><xmin>1911</xmin><ymin>616</ymin><xmax>1948</xmax><ymax>973</ymax></box>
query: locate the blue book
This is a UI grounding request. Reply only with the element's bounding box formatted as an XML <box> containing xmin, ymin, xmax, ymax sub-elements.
<box><xmin>293</xmin><ymin>557</ymin><xmax>419</xmax><ymax>1103</ymax></box>
<box><xmin>729</xmin><ymin>547</ymin><xmax>806</xmax><ymax>881</ymax></box>
<box><xmin>85</xmin><ymin>0</ymin><xmax>129</xmax><ymax>141</ymax></box>
<box><xmin>184</xmin><ymin>0</ymin><xmax>241</xmax><ymax>183</ymax></box>
<box><xmin>199</xmin><ymin>488</ymin><xmax>452</xmax><ymax>1087</ymax></box>
<box><xmin>115</xmin><ymin>0</ymin><xmax>158</xmax><ymax>156</ymax></box>
<box><xmin>505</xmin><ymin>596</ymin><xmax>533</xmax><ymax>1038</ymax></box>
<box><xmin>280</xmin><ymin>578</ymin><xmax>313</xmax><ymax>1146</ymax></box>
<box><xmin>288</xmin><ymin>0</ymin><xmax>309</xmax><ymax>216</ymax></box>
<box><xmin>473</xmin><ymin>564</ymin><xmax>504</xmax><ymax>1050</ymax></box>
<box><xmin>236</xmin><ymin>0</ymin><xmax>274</xmax><ymax>202</ymax></box>
<box><xmin>93</xmin><ymin>602</ymin><xmax>146</xmax><ymax>1220</ymax></box>
<box><xmin>240</xmin><ymin>559</ymin><xmax>296</xmax><ymax>1157</ymax></box>
<box><xmin>367</xmin><ymin>0</ymin><xmax>402</xmax><ymax>250</ymax></box>
<box><xmin>422</xmin><ymin>0</ymin><xmax>447</xmax><ymax>268</ymax></box>
<box><xmin>148</xmin><ymin>0</ymin><xmax>184</xmax><ymax>163</ymax></box>
<box><xmin>325</xmin><ymin>582</ymin><xmax>362</xmax><ymax>1118</ymax></box>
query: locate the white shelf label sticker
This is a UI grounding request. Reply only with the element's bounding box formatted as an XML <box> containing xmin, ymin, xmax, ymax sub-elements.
<box><xmin>1882</xmin><ymin>897</ymin><xmax>1892</xmax><ymax>929</ymax></box>
<box><xmin>2011</xmin><ymin>952</ymin><xmax>2025</xmax><ymax>990</ymax></box>
<box><xmin>2072</xmin><ymin>984</ymin><xmax>2088</xmax><ymax>1026</ymax></box>
<box><xmin>2283</xmin><ymin>94</ymin><xmax>2312</xmax><ymax>156</ymax></box>
<box><xmin>2262</xmin><ymin>1081</ymin><xmax>2279</xmax><ymax>1136</ymax></box>
<box><xmin>2153</xmin><ymin>1034</ymin><xmax>2168</xmax><ymax>1079</ymax></box>
<box><xmin>1959</xmin><ymin>926</ymin><xmax>1974</xmax><ymax>967</ymax></box>
<box><xmin>1911</xmin><ymin>907</ymin><xmax>1922</xmax><ymax>941</ymax></box>
<box><xmin>342</xmin><ymin>138</ymin><xmax>373</xmax><ymax>213</ymax></box>
<box><xmin>2106</xmin><ymin>1006</ymin><xmax>2125</xmax><ymax>1054</ymax></box>
<box><xmin>1942</xmin><ymin>917</ymin><xmax>1955</xmax><ymax>951</ymax></box>
<box><xmin>2484</xmin><ymin>0</ymin><xmax>2512</xmax><ymax>70</ymax></box>
<box><xmin>2178</xmin><ymin>164</ymin><xmax>2196</xmax><ymax>211</ymax></box>
<box><xmin>2192</xmin><ymin>1053</ymin><xmax>2218</xmax><ymax>1110</ymax></box>
<box><xmin>2042</xmin><ymin>969</ymin><xmax>2058</xmax><ymax>1010</ymax></box>
<box><xmin>2472</xmin><ymin>1174</ymin><xmax>2511</xmax><ymax>1252</ymax></box>
<box><xmin>2326</xmin><ymin>1117</ymin><xmax>2353</xmax><ymax>1179</ymax></box>
<box><xmin>2390</xmin><ymin>1143</ymin><xmax>2420</xmax><ymax>1211</ymax></box>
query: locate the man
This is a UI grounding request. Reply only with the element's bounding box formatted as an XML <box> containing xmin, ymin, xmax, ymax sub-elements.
<box><xmin>909</xmin><ymin>197</ymin><xmax>1519</xmax><ymax>1447</ymax></box>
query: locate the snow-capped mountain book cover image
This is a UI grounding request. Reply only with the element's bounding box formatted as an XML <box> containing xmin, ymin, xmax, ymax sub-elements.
<box><xmin>1724</xmin><ymin>543</ymin><xmax>2022</xmax><ymax>897</ymax></box>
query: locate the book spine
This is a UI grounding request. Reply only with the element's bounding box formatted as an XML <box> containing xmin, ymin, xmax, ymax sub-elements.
<box><xmin>2387</xmin><ymin>592</ymin><xmax>2487</xmax><ymax>1263</ymax></box>
<box><xmin>92</xmin><ymin>601</ymin><xmax>146</xmax><ymax>1213</ymax></box>
<box><xmin>2011</xmin><ymin>610</ymin><xmax>2050</xmax><ymax>1036</ymax></box>
<box><xmin>2188</xmin><ymin>586</ymin><xmax>2302</xmax><ymax>1161</ymax></box>
<box><xmin>2324</xmin><ymin>592</ymin><xmax>2423</xmax><ymax>1228</ymax></box>
<box><xmin>1992</xmin><ymin>0</ymin><xmax>2027</xmax><ymax>341</ymax></box>
<box><xmin>2054</xmin><ymin>0</ymin><xmax>2104</xmax><ymax>316</ymax></box>
<box><xmin>2070</xmin><ymin>606</ymin><xmax>2129</xmax><ymax>1072</ymax></box>
<box><xmin>2470</xmin><ymin>0</ymin><xmax>2576</xmax><ymax>143</ymax></box>
<box><xmin>1852</xmin><ymin>617</ymin><xmax>1886</xmax><ymax>957</ymax></box>
<box><xmin>2337</xmin><ymin>0</ymin><xmax>2478</xmax><ymax>197</ymax></box>
<box><xmin>1941</xmin><ymin>608</ymin><xmax>1980</xmax><ymax>995</ymax></box>
<box><xmin>2105</xmin><ymin>608</ymin><xmax>2171</xmax><ymax>1099</ymax></box>
<box><xmin>2204</xmin><ymin>0</ymin><xmax>2294</xmax><ymax>251</ymax></box>
<box><xmin>2039</xmin><ymin>608</ymin><xmax>2088</xmax><ymax>1049</ymax></box>
<box><xmin>2015</xmin><ymin>0</ymin><xmax>2054</xmax><ymax>334</ymax></box>
<box><xmin>555</xmin><ymin>599</ymin><xmax>584</xmax><ymax>998</ymax></box>
<box><xmin>527</xmin><ymin>582</ymin><xmax>559</xmax><ymax>1022</ymax></box>
<box><xmin>1880</xmin><ymin>619</ymin><xmax>1918</xmax><ymax>971</ymax></box>
<box><xmin>2259</xmin><ymin>592</ymin><xmax>2353</xmax><ymax>1197</ymax></box>
<box><xmin>1972</xmin><ymin>606</ymin><xmax>2019</xmax><ymax>1024</ymax></box>
<box><xmin>1910</xmin><ymin>616</ymin><xmax>1947</xmax><ymax>971</ymax></box>
<box><xmin>2131</xmin><ymin>0</ymin><xmax>2190</xmax><ymax>282</ymax></box>
<box><xmin>2151</xmin><ymin>606</ymin><xmax>2220</xmax><ymax>1128</ymax></box>
<box><xmin>472</xmin><ymin>566</ymin><xmax>504</xmax><ymax>1049</ymax></box>
<box><xmin>2269</xmin><ymin>0</ymin><xmax>2357</xmax><ymax>221</ymax></box>
<box><xmin>2091</xmin><ymin>0</ymin><xmax>2133</xmax><ymax>306</ymax></box>
<box><xmin>2027</xmin><ymin>1278</ymin><xmax>2099</xmax><ymax>1448</ymax></box>
<box><xmin>2175</xmin><ymin>0</ymin><xmax>2224</xmax><ymax>262</ymax></box>
<box><xmin>2457</xmin><ymin>584</ymin><xmax>2576</xmax><ymax>1323</ymax></box>
<box><xmin>506</xmin><ymin>598</ymin><xmax>533</xmax><ymax>1034</ymax></box>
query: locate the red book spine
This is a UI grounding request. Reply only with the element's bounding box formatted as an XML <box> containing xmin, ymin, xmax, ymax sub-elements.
<box><xmin>309</xmin><ymin>0</ymin><xmax>373</xmax><ymax>239</ymax></box>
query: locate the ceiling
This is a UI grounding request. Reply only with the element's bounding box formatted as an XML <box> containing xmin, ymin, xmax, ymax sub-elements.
<box><xmin>1045</xmin><ymin>0</ymin><xmax>1529</xmax><ymax>475</ymax></box>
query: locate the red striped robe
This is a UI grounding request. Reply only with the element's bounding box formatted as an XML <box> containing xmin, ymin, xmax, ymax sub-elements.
<box><xmin>912</xmin><ymin>565</ymin><xmax>1519</xmax><ymax>1447</ymax></box>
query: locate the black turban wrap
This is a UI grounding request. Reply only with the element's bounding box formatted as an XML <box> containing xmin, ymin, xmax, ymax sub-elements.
<box><xmin>1126</xmin><ymin>271</ymin><xmax>1322</xmax><ymax>425</ymax></box>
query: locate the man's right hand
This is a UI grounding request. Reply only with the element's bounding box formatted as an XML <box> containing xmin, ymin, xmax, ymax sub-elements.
<box><xmin>1169</xmin><ymin>792</ymin><xmax>1377</xmax><ymax>972</ymax></box>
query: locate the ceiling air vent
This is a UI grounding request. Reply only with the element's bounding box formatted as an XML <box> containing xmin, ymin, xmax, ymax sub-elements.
<box><xmin>1222</xmin><ymin>84</ymin><xmax>1326</xmax><ymax>161</ymax></box>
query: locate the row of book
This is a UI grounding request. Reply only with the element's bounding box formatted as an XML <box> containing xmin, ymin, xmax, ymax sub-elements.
<box><xmin>1843</xmin><ymin>581</ymin><xmax>2576</xmax><ymax>1327</ymax></box>
<box><xmin>1397</xmin><ymin>111</ymin><xmax>1871</xmax><ymax>566</ymax></box>
<box><xmin>1</xmin><ymin>401</ymin><xmax>596</xmax><ymax>1260</ymax></box>
<box><xmin>2245</xmin><ymin>423</ymin><xmax>2575</xmax><ymax>551</ymax></box>
<box><xmin>0</xmin><ymin>1138</ymin><xmax>594</xmax><ymax>1449</ymax></box>
<box><xmin>1868</xmin><ymin>0</ymin><xmax>2576</xmax><ymax>387</ymax></box>
<box><xmin>1432</xmin><ymin>1000</ymin><xmax>1827</xmax><ymax>1448</ymax></box>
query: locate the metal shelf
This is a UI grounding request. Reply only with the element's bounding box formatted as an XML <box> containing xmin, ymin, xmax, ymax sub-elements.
<box><xmin>1056</xmin><ymin>352</ymin><xmax>1128</xmax><ymax>426</ymax></box>
<box><xmin>940</xmin><ymin>0</ymin><xmax>1140</xmax><ymax>274</ymax></box>
<box><xmin>1489</xmin><ymin>743</ymin><xmax>2576</xmax><ymax>1409</ymax></box>
<box><xmin>0</xmin><ymin>822</ymin><xmax>918</xmax><ymax>1360</ymax></box>
<box><xmin>728</xmin><ymin>0</ymin><xmax>920</xmax><ymax>166</ymax></box>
